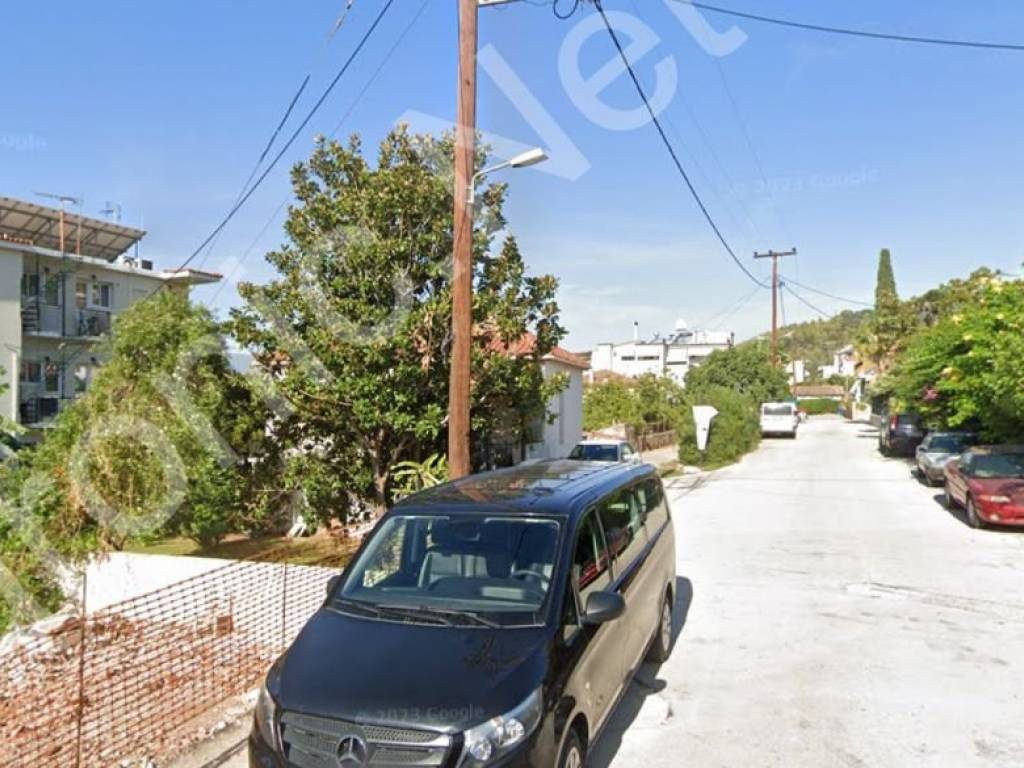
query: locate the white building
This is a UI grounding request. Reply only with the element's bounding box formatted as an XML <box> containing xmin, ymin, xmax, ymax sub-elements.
<box><xmin>818</xmin><ymin>344</ymin><xmax>858</xmax><ymax>379</ymax></box>
<box><xmin>0</xmin><ymin>196</ymin><xmax>220</xmax><ymax>434</ymax></box>
<box><xmin>590</xmin><ymin>320</ymin><xmax>734</xmax><ymax>385</ymax></box>
<box><xmin>786</xmin><ymin>359</ymin><xmax>808</xmax><ymax>386</ymax></box>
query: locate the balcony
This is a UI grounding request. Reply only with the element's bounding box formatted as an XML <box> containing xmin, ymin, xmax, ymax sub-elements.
<box><xmin>20</xmin><ymin>297</ymin><xmax>62</xmax><ymax>335</ymax></box>
<box><xmin>19</xmin><ymin>396</ymin><xmax>63</xmax><ymax>427</ymax></box>
<box><xmin>76</xmin><ymin>308</ymin><xmax>111</xmax><ymax>338</ymax></box>
<box><xmin>20</xmin><ymin>297</ymin><xmax>111</xmax><ymax>339</ymax></box>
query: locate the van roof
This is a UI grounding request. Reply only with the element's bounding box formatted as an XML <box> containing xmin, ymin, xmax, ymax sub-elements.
<box><xmin>394</xmin><ymin>459</ymin><xmax>656</xmax><ymax>516</ymax></box>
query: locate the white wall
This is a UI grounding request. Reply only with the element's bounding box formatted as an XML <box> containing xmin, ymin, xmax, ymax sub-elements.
<box><xmin>534</xmin><ymin>359</ymin><xmax>584</xmax><ymax>460</ymax></box>
<box><xmin>0</xmin><ymin>248</ymin><xmax>23</xmax><ymax>422</ymax></box>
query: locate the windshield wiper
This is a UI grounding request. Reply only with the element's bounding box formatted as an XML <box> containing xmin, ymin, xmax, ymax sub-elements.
<box><xmin>332</xmin><ymin>598</ymin><xmax>385</xmax><ymax>618</ymax></box>
<box><xmin>389</xmin><ymin>604</ymin><xmax>501</xmax><ymax>629</ymax></box>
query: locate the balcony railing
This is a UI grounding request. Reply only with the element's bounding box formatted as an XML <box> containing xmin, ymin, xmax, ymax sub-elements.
<box><xmin>76</xmin><ymin>308</ymin><xmax>111</xmax><ymax>338</ymax></box>
<box><xmin>21</xmin><ymin>299</ymin><xmax>112</xmax><ymax>338</ymax></box>
<box><xmin>19</xmin><ymin>396</ymin><xmax>63</xmax><ymax>427</ymax></box>
<box><xmin>20</xmin><ymin>297</ymin><xmax>63</xmax><ymax>335</ymax></box>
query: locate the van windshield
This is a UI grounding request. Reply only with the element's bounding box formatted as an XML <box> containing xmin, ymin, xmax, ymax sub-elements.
<box><xmin>337</xmin><ymin>515</ymin><xmax>561</xmax><ymax>626</ymax></box>
<box><xmin>762</xmin><ymin>404</ymin><xmax>794</xmax><ymax>416</ymax></box>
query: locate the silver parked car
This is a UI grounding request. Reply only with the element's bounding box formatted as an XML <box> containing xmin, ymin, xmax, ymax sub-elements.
<box><xmin>915</xmin><ymin>431</ymin><xmax>978</xmax><ymax>485</ymax></box>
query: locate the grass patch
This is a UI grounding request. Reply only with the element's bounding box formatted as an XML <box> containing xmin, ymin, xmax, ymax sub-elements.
<box><xmin>126</xmin><ymin>533</ymin><xmax>361</xmax><ymax>568</ymax></box>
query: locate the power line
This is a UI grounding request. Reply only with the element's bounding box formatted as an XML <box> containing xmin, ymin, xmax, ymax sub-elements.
<box><xmin>173</xmin><ymin>0</ymin><xmax>398</xmax><ymax>276</ymax></box>
<box><xmin>783</xmin><ymin>283</ymin><xmax>833</xmax><ymax>320</ymax></box>
<box><xmin>696</xmin><ymin>283</ymin><xmax>765</xmax><ymax>329</ymax></box>
<box><xmin>670</xmin><ymin>0</ymin><xmax>1024</xmax><ymax>52</ymax></box>
<box><xmin>591</xmin><ymin>0</ymin><xmax>765</xmax><ymax>288</ymax></box>
<box><xmin>780</xmin><ymin>275</ymin><xmax>873</xmax><ymax>308</ymax></box>
<box><xmin>207</xmin><ymin>0</ymin><xmax>433</xmax><ymax>310</ymax></box>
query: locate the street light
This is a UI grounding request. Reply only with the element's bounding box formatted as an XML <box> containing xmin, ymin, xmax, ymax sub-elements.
<box><xmin>468</xmin><ymin>147</ymin><xmax>548</xmax><ymax>203</ymax></box>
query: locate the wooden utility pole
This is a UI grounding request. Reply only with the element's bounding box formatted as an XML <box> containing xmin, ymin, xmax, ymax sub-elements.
<box><xmin>448</xmin><ymin>0</ymin><xmax>479</xmax><ymax>479</ymax></box>
<box><xmin>753</xmin><ymin>248</ymin><xmax>797</xmax><ymax>367</ymax></box>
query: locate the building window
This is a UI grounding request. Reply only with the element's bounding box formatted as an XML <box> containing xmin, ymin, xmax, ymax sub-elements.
<box><xmin>21</xmin><ymin>273</ymin><xmax>39</xmax><ymax>299</ymax></box>
<box><xmin>74</xmin><ymin>364</ymin><xmax>91</xmax><ymax>393</ymax></box>
<box><xmin>91</xmin><ymin>282</ymin><xmax>112</xmax><ymax>309</ymax></box>
<box><xmin>42</xmin><ymin>274</ymin><xmax>60</xmax><ymax>305</ymax></box>
<box><xmin>76</xmin><ymin>281</ymin><xmax>87</xmax><ymax>309</ymax></box>
<box><xmin>43</xmin><ymin>363</ymin><xmax>60</xmax><ymax>394</ymax></box>
<box><xmin>637</xmin><ymin>355</ymin><xmax>661</xmax><ymax>361</ymax></box>
<box><xmin>20</xmin><ymin>360</ymin><xmax>41</xmax><ymax>383</ymax></box>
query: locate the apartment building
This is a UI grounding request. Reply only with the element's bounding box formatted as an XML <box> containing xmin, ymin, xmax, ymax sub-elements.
<box><xmin>590</xmin><ymin>320</ymin><xmax>734</xmax><ymax>385</ymax></box>
<box><xmin>0</xmin><ymin>196</ymin><xmax>219</xmax><ymax>434</ymax></box>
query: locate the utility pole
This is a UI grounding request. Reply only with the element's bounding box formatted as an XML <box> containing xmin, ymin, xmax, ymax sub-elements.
<box><xmin>447</xmin><ymin>0</ymin><xmax>480</xmax><ymax>480</ymax></box>
<box><xmin>753</xmin><ymin>248</ymin><xmax>797</xmax><ymax>367</ymax></box>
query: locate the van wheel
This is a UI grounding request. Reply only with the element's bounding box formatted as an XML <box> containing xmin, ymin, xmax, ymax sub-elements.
<box><xmin>558</xmin><ymin>728</ymin><xmax>585</xmax><ymax>768</ymax></box>
<box><xmin>646</xmin><ymin>596</ymin><xmax>673</xmax><ymax>663</ymax></box>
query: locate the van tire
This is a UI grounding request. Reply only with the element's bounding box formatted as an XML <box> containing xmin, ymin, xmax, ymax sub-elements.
<box><xmin>646</xmin><ymin>596</ymin><xmax>673</xmax><ymax>664</ymax></box>
<box><xmin>558</xmin><ymin>728</ymin><xmax>585</xmax><ymax>768</ymax></box>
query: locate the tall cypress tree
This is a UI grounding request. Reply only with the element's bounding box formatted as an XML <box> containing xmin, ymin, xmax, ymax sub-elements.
<box><xmin>875</xmin><ymin>248</ymin><xmax>898</xmax><ymax>309</ymax></box>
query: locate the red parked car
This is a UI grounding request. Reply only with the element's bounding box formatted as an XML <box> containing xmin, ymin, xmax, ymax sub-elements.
<box><xmin>944</xmin><ymin>446</ymin><xmax>1024</xmax><ymax>529</ymax></box>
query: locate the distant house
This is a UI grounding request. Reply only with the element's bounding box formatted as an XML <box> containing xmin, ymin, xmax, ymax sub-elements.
<box><xmin>818</xmin><ymin>344</ymin><xmax>858</xmax><ymax>379</ymax></box>
<box><xmin>792</xmin><ymin>384</ymin><xmax>845</xmax><ymax>401</ymax></box>
<box><xmin>590</xmin><ymin>320</ymin><xmax>734</xmax><ymax>385</ymax></box>
<box><xmin>786</xmin><ymin>359</ymin><xmax>808</xmax><ymax>386</ymax></box>
<box><xmin>491</xmin><ymin>333</ymin><xmax>589</xmax><ymax>463</ymax></box>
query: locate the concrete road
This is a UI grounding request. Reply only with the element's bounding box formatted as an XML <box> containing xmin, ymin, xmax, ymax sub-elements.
<box><xmin>593</xmin><ymin>417</ymin><xmax>1024</xmax><ymax>768</ymax></box>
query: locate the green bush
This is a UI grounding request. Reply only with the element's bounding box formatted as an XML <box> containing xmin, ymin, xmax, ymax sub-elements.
<box><xmin>799</xmin><ymin>398</ymin><xmax>841</xmax><ymax>416</ymax></box>
<box><xmin>679</xmin><ymin>386</ymin><xmax>761</xmax><ymax>467</ymax></box>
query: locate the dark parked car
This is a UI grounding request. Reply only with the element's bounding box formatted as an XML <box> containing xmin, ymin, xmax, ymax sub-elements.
<box><xmin>250</xmin><ymin>460</ymin><xmax>677</xmax><ymax>768</ymax></box>
<box><xmin>944</xmin><ymin>446</ymin><xmax>1024</xmax><ymax>529</ymax></box>
<box><xmin>878</xmin><ymin>412</ymin><xmax>925</xmax><ymax>456</ymax></box>
<box><xmin>915</xmin><ymin>431</ymin><xmax>977</xmax><ymax>485</ymax></box>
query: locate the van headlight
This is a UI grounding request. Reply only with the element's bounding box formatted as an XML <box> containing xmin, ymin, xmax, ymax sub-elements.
<box><xmin>255</xmin><ymin>682</ymin><xmax>279</xmax><ymax>750</ymax></box>
<box><xmin>460</xmin><ymin>688</ymin><xmax>543</xmax><ymax>765</ymax></box>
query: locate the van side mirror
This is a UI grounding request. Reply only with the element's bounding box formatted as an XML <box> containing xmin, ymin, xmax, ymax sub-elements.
<box><xmin>326</xmin><ymin>575</ymin><xmax>341</xmax><ymax>597</ymax></box>
<box><xmin>583</xmin><ymin>591</ymin><xmax>626</xmax><ymax>625</ymax></box>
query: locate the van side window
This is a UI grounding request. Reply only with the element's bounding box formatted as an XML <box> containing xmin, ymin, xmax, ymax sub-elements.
<box><xmin>637</xmin><ymin>478</ymin><xmax>669</xmax><ymax>533</ymax></box>
<box><xmin>571</xmin><ymin>510</ymin><xmax>611</xmax><ymax>607</ymax></box>
<box><xmin>597</xmin><ymin>489</ymin><xmax>645</xmax><ymax>572</ymax></box>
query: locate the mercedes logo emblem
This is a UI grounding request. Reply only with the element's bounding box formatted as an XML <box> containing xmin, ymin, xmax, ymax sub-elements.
<box><xmin>336</xmin><ymin>735</ymin><xmax>368</xmax><ymax>768</ymax></box>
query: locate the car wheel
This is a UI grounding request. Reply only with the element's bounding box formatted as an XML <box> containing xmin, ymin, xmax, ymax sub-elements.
<box><xmin>558</xmin><ymin>728</ymin><xmax>585</xmax><ymax>768</ymax></box>
<box><xmin>646</xmin><ymin>595</ymin><xmax>673</xmax><ymax>664</ymax></box>
<box><xmin>966</xmin><ymin>497</ymin><xmax>986</xmax><ymax>530</ymax></box>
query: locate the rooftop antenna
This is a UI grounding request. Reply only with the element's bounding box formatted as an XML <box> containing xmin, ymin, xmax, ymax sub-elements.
<box><xmin>100</xmin><ymin>202</ymin><xmax>122</xmax><ymax>223</ymax></box>
<box><xmin>35</xmin><ymin>191</ymin><xmax>83</xmax><ymax>256</ymax></box>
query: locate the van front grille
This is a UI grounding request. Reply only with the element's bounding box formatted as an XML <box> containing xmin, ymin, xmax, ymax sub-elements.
<box><xmin>279</xmin><ymin>711</ymin><xmax>452</xmax><ymax>768</ymax></box>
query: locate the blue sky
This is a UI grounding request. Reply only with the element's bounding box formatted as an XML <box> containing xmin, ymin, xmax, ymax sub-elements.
<box><xmin>4</xmin><ymin>0</ymin><xmax>1023</xmax><ymax>350</ymax></box>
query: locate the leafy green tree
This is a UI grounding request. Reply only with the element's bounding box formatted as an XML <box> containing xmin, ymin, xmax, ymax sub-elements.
<box><xmin>15</xmin><ymin>290</ymin><xmax>276</xmax><ymax>551</ymax></box>
<box><xmin>685</xmin><ymin>342</ymin><xmax>790</xmax><ymax>404</ymax></box>
<box><xmin>890</xmin><ymin>277</ymin><xmax>1024</xmax><ymax>440</ymax></box>
<box><xmin>231</xmin><ymin>128</ymin><xmax>565</xmax><ymax>514</ymax></box>
<box><xmin>875</xmin><ymin>248</ymin><xmax>898</xmax><ymax>307</ymax></box>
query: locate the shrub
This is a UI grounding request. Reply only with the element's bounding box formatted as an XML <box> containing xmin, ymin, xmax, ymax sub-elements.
<box><xmin>799</xmin><ymin>398</ymin><xmax>840</xmax><ymax>416</ymax></box>
<box><xmin>679</xmin><ymin>386</ymin><xmax>761</xmax><ymax>467</ymax></box>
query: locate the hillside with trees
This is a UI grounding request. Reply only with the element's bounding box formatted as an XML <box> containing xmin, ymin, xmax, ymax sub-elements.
<box><xmin>740</xmin><ymin>309</ymin><xmax>871</xmax><ymax>380</ymax></box>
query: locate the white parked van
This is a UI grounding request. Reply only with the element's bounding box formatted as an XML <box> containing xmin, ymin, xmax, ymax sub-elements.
<box><xmin>761</xmin><ymin>402</ymin><xmax>798</xmax><ymax>438</ymax></box>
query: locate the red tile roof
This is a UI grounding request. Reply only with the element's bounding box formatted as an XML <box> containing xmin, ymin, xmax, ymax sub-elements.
<box><xmin>490</xmin><ymin>332</ymin><xmax>590</xmax><ymax>370</ymax></box>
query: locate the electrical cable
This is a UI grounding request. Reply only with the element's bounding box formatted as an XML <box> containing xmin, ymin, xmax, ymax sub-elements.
<box><xmin>173</xmin><ymin>0</ymin><xmax>398</xmax><ymax>276</ymax></box>
<box><xmin>669</xmin><ymin>0</ymin><xmax>1024</xmax><ymax>52</ymax></box>
<box><xmin>779</xmin><ymin>275</ymin><xmax>873</xmax><ymax>308</ymax></box>
<box><xmin>591</xmin><ymin>0</ymin><xmax>766</xmax><ymax>288</ymax></box>
<box><xmin>207</xmin><ymin>0</ymin><xmax>432</xmax><ymax>309</ymax></box>
<box><xmin>783</xmin><ymin>282</ymin><xmax>833</xmax><ymax>320</ymax></box>
<box><xmin>553</xmin><ymin>0</ymin><xmax>581</xmax><ymax>20</ymax></box>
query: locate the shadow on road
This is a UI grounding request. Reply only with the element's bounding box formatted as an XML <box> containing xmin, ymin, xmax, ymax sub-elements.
<box><xmin>932</xmin><ymin>493</ymin><xmax>1024</xmax><ymax>534</ymax></box>
<box><xmin>589</xmin><ymin>576</ymin><xmax>693</xmax><ymax>768</ymax></box>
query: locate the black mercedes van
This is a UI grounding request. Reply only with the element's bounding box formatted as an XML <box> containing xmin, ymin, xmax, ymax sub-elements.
<box><xmin>249</xmin><ymin>459</ymin><xmax>677</xmax><ymax>768</ymax></box>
